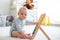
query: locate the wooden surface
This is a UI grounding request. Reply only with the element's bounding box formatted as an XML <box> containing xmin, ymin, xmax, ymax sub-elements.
<box><xmin>32</xmin><ymin>14</ymin><xmax>50</xmax><ymax>40</ymax></box>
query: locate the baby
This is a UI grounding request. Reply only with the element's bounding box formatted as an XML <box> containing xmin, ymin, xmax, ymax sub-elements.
<box><xmin>10</xmin><ymin>7</ymin><xmax>38</xmax><ymax>39</ymax></box>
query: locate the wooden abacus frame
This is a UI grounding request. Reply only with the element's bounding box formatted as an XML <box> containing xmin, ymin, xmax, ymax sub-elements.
<box><xmin>32</xmin><ymin>14</ymin><xmax>51</xmax><ymax>40</ymax></box>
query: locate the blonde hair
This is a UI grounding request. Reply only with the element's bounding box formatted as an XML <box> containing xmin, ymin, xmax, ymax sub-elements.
<box><xmin>18</xmin><ymin>7</ymin><xmax>27</xmax><ymax>14</ymax></box>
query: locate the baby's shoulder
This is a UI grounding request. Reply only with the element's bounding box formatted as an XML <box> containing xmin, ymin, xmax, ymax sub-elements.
<box><xmin>14</xmin><ymin>18</ymin><xmax>23</xmax><ymax>23</ymax></box>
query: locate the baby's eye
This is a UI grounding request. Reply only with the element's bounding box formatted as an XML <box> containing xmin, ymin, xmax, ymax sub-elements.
<box><xmin>21</xmin><ymin>13</ymin><xmax>23</xmax><ymax>15</ymax></box>
<box><xmin>25</xmin><ymin>14</ymin><xmax>27</xmax><ymax>16</ymax></box>
<box><xmin>21</xmin><ymin>13</ymin><xmax>27</xmax><ymax>16</ymax></box>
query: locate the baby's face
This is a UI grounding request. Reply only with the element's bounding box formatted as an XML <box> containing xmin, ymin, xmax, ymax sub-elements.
<box><xmin>26</xmin><ymin>0</ymin><xmax>32</xmax><ymax>4</ymax></box>
<box><xmin>18</xmin><ymin>9</ymin><xmax>27</xmax><ymax>20</ymax></box>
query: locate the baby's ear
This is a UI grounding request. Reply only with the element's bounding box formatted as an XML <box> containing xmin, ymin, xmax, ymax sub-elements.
<box><xmin>18</xmin><ymin>12</ymin><xmax>19</xmax><ymax>14</ymax></box>
<box><xmin>18</xmin><ymin>12</ymin><xmax>20</xmax><ymax>15</ymax></box>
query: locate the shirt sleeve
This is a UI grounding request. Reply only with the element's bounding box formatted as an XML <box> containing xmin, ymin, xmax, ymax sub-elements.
<box><xmin>14</xmin><ymin>20</ymin><xmax>23</xmax><ymax>32</ymax></box>
<box><xmin>26</xmin><ymin>20</ymin><xmax>34</xmax><ymax>25</ymax></box>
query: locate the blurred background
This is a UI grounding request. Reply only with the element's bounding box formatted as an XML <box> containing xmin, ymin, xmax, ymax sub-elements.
<box><xmin>0</xmin><ymin>0</ymin><xmax>60</xmax><ymax>40</ymax></box>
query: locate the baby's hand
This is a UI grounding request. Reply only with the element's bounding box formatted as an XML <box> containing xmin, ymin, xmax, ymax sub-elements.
<box><xmin>22</xmin><ymin>30</ymin><xmax>25</xmax><ymax>33</ymax></box>
<box><xmin>26</xmin><ymin>34</ymin><xmax>33</xmax><ymax>39</ymax></box>
<box><xmin>34</xmin><ymin>22</ymin><xmax>39</xmax><ymax>26</ymax></box>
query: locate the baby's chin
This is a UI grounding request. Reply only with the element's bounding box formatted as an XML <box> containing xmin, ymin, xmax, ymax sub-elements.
<box><xmin>19</xmin><ymin>17</ymin><xmax>26</xmax><ymax>20</ymax></box>
<box><xmin>21</xmin><ymin>18</ymin><xmax>26</xmax><ymax>20</ymax></box>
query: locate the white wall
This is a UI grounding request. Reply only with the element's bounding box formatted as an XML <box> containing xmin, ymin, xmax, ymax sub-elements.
<box><xmin>0</xmin><ymin>0</ymin><xmax>60</xmax><ymax>24</ymax></box>
<box><xmin>38</xmin><ymin>0</ymin><xmax>60</xmax><ymax>24</ymax></box>
<box><xmin>0</xmin><ymin>0</ymin><xmax>17</xmax><ymax>19</ymax></box>
<box><xmin>0</xmin><ymin>0</ymin><xmax>10</xmax><ymax>15</ymax></box>
<box><xmin>0</xmin><ymin>0</ymin><xmax>11</xmax><ymax>27</ymax></box>
<box><xmin>0</xmin><ymin>0</ymin><xmax>17</xmax><ymax>27</ymax></box>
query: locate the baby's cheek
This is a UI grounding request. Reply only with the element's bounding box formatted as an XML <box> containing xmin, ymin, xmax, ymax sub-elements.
<box><xmin>23</xmin><ymin>16</ymin><xmax>26</xmax><ymax>19</ymax></box>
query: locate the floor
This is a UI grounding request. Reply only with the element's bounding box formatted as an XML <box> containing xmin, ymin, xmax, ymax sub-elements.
<box><xmin>0</xmin><ymin>25</ymin><xmax>60</xmax><ymax>40</ymax></box>
<box><xmin>0</xmin><ymin>36</ymin><xmax>29</xmax><ymax>40</ymax></box>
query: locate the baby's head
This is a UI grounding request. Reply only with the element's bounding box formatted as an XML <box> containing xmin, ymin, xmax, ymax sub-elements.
<box><xmin>18</xmin><ymin>7</ymin><xmax>27</xmax><ymax>20</ymax></box>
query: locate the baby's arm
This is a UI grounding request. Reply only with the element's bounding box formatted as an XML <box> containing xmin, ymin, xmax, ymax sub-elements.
<box><xmin>26</xmin><ymin>20</ymin><xmax>39</xmax><ymax>26</ymax></box>
<box><xmin>14</xmin><ymin>21</ymin><xmax>32</xmax><ymax>39</ymax></box>
<box><xmin>26</xmin><ymin>20</ymin><xmax>34</xmax><ymax>25</ymax></box>
<box><xmin>18</xmin><ymin>31</ymin><xmax>33</xmax><ymax>39</ymax></box>
<box><xmin>18</xmin><ymin>31</ymin><xmax>27</xmax><ymax>38</ymax></box>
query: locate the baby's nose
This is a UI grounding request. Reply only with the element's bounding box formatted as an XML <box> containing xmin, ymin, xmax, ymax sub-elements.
<box><xmin>23</xmin><ymin>15</ymin><xmax>26</xmax><ymax>18</ymax></box>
